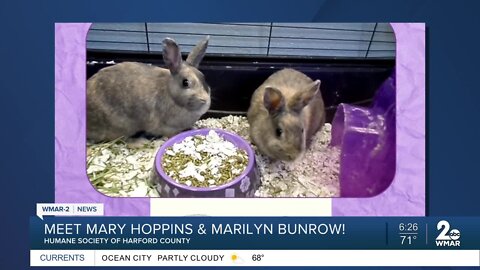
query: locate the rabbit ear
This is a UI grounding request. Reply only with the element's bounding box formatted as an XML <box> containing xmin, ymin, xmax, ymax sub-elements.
<box><xmin>186</xmin><ymin>36</ymin><xmax>209</xmax><ymax>68</ymax></box>
<box><xmin>162</xmin><ymin>38</ymin><xmax>182</xmax><ymax>74</ymax></box>
<box><xmin>264</xmin><ymin>87</ymin><xmax>285</xmax><ymax>115</ymax></box>
<box><xmin>290</xmin><ymin>80</ymin><xmax>321</xmax><ymax>112</ymax></box>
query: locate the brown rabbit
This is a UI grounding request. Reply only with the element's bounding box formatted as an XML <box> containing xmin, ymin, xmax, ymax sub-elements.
<box><xmin>247</xmin><ymin>68</ymin><xmax>325</xmax><ymax>161</ymax></box>
<box><xmin>87</xmin><ymin>36</ymin><xmax>211</xmax><ymax>142</ymax></box>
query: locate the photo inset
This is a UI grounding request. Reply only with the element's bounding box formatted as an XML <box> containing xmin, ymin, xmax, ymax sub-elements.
<box><xmin>86</xmin><ymin>23</ymin><xmax>396</xmax><ymax>198</ymax></box>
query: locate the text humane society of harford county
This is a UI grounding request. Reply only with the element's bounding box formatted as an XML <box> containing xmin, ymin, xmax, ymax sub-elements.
<box><xmin>44</xmin><ymin>223</ymin><xmax>346</xmax><ymax>236</ymax></box>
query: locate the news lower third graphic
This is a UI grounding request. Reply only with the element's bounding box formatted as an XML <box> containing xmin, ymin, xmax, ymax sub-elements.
<box><xmin>30</xmin><ymin>204</ymin><xmax>480</xmax><ymax>267</ymax></box>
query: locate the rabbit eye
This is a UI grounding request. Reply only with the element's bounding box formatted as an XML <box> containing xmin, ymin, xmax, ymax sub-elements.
<box><xmin>275</xmin><ymin>128</ymin><xmax>283</xmax><ymax>138</ymax></box>
<box><xmin>182</xmin><ymin>79</ymin><xmax>190</xmax><ymax>88</ymax></box>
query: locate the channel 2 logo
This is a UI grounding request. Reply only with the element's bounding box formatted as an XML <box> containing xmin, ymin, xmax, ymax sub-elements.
<box><xmin>435</xmin><ymin>220</ymin><xmax>461</xmax><ymax>247</ymax></box>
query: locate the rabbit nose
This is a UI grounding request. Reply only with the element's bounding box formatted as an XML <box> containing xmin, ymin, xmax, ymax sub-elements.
<box><xmin>198</xmin><ymin>98</ymin><xmax>208</xmax><ymax>104</ymax></box>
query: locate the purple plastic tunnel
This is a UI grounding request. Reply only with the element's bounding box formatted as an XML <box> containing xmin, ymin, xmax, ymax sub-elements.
<box><xmin>331</xmin><ymin>71</ymin><xmax>396</xmax><ymax>197</ymax></box>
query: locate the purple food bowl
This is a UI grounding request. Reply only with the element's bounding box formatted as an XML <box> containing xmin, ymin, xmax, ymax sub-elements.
<box><xmin>151</xmin><ymin>128</ymin><xmax>260</xmax><ymax>198</ymax></box>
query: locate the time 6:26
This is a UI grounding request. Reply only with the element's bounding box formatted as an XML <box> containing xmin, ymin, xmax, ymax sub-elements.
<box><xmin>398</xmin><ymin>223</ymin><xmax>418</xmax><ymax>232</ymax></box>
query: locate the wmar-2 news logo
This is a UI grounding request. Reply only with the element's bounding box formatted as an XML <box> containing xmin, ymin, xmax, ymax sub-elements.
<box><xmin>435</xmin><ymin>220</ymin><xmax>461</xmax><ymax>247</ymax></box>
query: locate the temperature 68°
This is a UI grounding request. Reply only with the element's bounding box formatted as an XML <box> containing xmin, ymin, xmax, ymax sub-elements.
<box><xmin>252</xmin><ymin>254</ymin><xmax>265</xmax><ymax>261</ymax></box>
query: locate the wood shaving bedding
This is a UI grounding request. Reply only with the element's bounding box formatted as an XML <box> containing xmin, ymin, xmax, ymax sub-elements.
<box><xmin>86</xmin><ymin>115</ymin><xmax>340</xmax><ymax>197</ymax></box>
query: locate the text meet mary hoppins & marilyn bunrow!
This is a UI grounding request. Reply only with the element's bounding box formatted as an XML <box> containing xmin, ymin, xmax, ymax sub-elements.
<box><xmin>44</xmin><ymin>223</ymin><xmax>346</xmax><ymax>236</ymax></box>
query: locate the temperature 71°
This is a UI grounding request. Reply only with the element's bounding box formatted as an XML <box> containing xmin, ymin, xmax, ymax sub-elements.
<box><xmin>400</xmin><ymin>235</ymin><xmax>417</xmax><ymax>245</ymax></box>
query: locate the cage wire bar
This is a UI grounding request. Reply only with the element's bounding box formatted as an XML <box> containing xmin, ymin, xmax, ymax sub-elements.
<box><xmin>87</xmin><ymin>23</ymin><xmax>395</xmax><ymax>59</ymax></box>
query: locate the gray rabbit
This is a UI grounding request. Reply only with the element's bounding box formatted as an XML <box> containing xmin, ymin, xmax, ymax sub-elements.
<box><xmin>247</xmin><ymin>68</ymin><xmax>325</xmax><ymax>161</ymax></box>
<box><xmin>87</xmin><ymin>36</ymin><xmax>211</xmax><ymax>142</ymax></box>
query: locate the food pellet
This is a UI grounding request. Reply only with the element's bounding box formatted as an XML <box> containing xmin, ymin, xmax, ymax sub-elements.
<box><xmin>161</xmin><ymin>130</ymin><xmax>249</xmax><ymax>188</ymax></box>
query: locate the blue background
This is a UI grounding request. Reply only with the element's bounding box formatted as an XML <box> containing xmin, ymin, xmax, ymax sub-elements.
<box><xmin>30</xmin><ymin>217</ymin><xmax>480</xmax><ymax>250</ymax></box>
<box><xmin>1</xmin><ymin>0</ymin><xmax>480</xmax><ymax>269</ymax></box>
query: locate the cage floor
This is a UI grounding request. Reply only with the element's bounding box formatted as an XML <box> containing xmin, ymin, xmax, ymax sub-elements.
<box><xmin>86</xmin><ymin>115</ymin><xmax>340</xmax><ymax>198</ymax></box>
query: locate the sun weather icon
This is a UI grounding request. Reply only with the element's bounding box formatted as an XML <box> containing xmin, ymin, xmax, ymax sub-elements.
<box><xmin>231</xmin><ymin>254</ymin><xmax>245</xmax><ymax>264</ymax></box>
